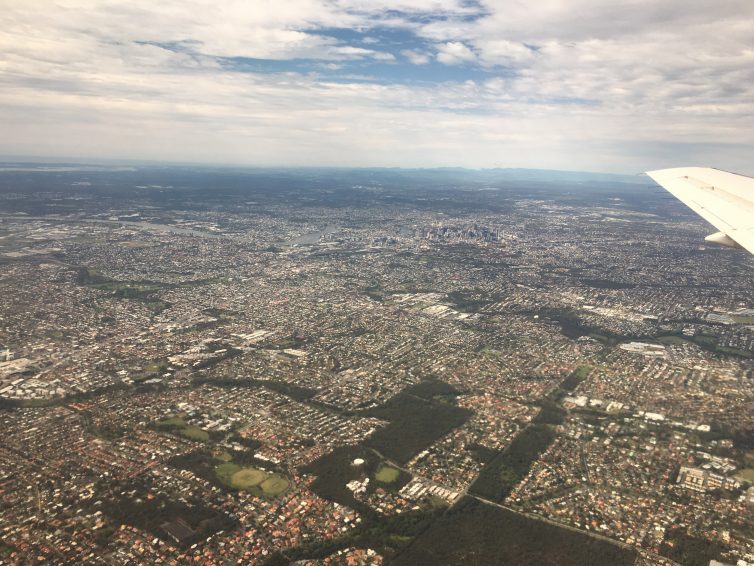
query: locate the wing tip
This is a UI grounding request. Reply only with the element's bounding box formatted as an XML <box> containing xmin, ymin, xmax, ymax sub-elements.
<box><xmin>645</xmin><ymin>166</ymin><xmax>719</xmax><ymax>184</ymax></box>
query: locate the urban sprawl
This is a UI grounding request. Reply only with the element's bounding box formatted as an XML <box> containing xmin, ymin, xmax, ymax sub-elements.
<box><xmin>0</xmin><ymin>168</ymin><xmax>753</xmax><ymax>566</ymax></box>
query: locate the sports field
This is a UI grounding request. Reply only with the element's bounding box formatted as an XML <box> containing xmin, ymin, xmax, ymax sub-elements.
<box><xmin>231</xmin><ymin>468</ymin><xmax>266</xmax><ymax>488</ymax></box>
<box><xmin>214</xmin><ymin>461</ymin><xmax>289</xmax><ymax>495</ymax></box>
<box><xmin>180</xmin><ymin>425</ymin><xmax>210</xmax><ymax>441</ymax></box>
<box><xmin>260</xmin><ymin>476</ymin><xmax>290</xmax><ymax>496</ymax></box>
<box><xmin>375</xmin><ymin>465</ymin><xmax>400</xmax><ymax>483</ymax></box>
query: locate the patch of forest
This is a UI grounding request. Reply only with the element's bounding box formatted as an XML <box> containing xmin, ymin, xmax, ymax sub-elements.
<box><xmin>192</xmin><ymin>377</ymin><xmax>317</xmax><ymax>402</ymax></box>
<box><xmin>363</xmin><ymin>390</ymin><xmax>472</xmax><ymax>464</ymax></box>
<box><xmin>299</xmin><ymin>445</ymin><xmax>383</xmax><ymax>519</ymax></box>
<box><xmin>75</xmin><ymin>266</ymin><xmax>172</xmax><ymax>313</ymax></box>
<box><xmin>265</xmin><ymin>508</ymin><xmax>442</xmax><ymax>565</ymax></box>
<box><xmin>659</xmin><ymin>529</ymin><xmax>727</xmax><ymax>566</ymax></box>
<box><xmin>392</xmin><ymin>498</ymin><xmax>636</xmax><ymax>566</ymax></box>
<box><xmin>100</xmin><ymin>482</ymin><xmax>236</xmax><ymax>549</ymax></box>
<box><xmin>403</xmin><ymin>379</ymin><xmax>463</xmax><ymax>401</ymax></box>
<box><xmin>561</xmin><ymin>365</ymin><xmax>592</xmax><ymax>391</ymax></box>
<box><xmin>446</xmin><ymin>290</ymin><xmax>492</xmax><ymax>313</ymax></box>
<box><xmin>469</xmin><ymin>423</ymin><xmax>556</xmax><ymax>502</ymax></box>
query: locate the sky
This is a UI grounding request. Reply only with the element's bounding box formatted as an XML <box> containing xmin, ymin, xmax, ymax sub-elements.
<box><xmin>1</xmin><ymin>0</ymin><xmax>753</xmax><ymax>173</ymax></box>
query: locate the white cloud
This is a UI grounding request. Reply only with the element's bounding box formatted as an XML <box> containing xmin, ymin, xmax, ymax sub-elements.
<box><xmin>474</xmin><ymin>39</ymin><xmax>535</xmax><ymax>66</ymax></box>
<box><xmin>0</xmin><ymin>0</ymin><xmax>753</xmax><ymax>173</ymax></box>
<box><xmin>401</xmin><ymin>49</ymin><xmax>431</xmax><ymax>65</ymax></box>
<box><xmin>436</xmin><ymin>41</ymin><xmax>477</xmax><ymax>65</ymax></box>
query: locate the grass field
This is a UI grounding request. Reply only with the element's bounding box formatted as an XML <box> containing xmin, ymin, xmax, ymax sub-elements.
<box><xmin>737</xmin><ymin>468</ymin><xmax>754</xmax><ymax>482</ymax></box>
<box><xmin>232</xmin><ymin>468</ymin><xmax>266</xmax><ymax>488</ymax></box>
<box><xmin>213</xmin><ymin>460</ymin><xmax>290</xmax><ymax>495</ymax></box>
<box><xmin>215</xmin><ymin>451</ymin><xmax>232</xmax><ymax>462</ymax></box>
<box><xmin>260</xmin><ymin>476</ymin><xmax>290</xmax><ymax>496</ymax></box>
<box><xmin>180</xmin><ymin>425</ymin><xmax>210</xmax><ymax>441</ymax></box>
<box><xmin>428</xmin><ymin>494</ymin><xmax>449</xmax><ymax>509</ymax></box>
<box><xmin>214</xmin><ymin>462</ymin><xmax>241</xmax><ymax>485</ymax></box>
<box><xmin>571</xmin><ymin>365</ymin><xmax>593</xmax><ymax>379</ymax></box>
<box><xmin>375</xmin><ymin>465</ymin><xmax>400</xmax><ymax>483</ymax></box>
<box><xmin>561</xmin><ymin>365</ymin><xmax>593</xmax><ymax>391</ymax></box>
<box><xmin>156</xmin><ymin>416</ymin><xmax>210</xmax><ymax>442</ymax></box>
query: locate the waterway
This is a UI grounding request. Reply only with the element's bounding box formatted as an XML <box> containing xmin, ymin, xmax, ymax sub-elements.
<box><xmin>287</xmin><ymin>224</ymin><xmax>338</xmax><ymax>245</ymax></box>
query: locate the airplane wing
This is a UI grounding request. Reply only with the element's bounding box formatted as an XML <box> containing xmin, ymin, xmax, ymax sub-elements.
<box><xmin>646</xmin><ymin>166</ymin><xmax>754</xmax><ymax>256</ymax></box>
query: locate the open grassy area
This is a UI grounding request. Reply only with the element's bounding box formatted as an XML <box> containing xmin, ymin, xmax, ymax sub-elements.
<box><xmin>588</xmin><ymin>332</ymin><xmax>610</xmax><ymax>343</ymax></box>
<box><xmin>737</xmin><ymin>468</ymin><xmax>754</xmax><ymax>482</ymax></box>
<box><xmin>156</xmin><ymin>416</ymin><xmax>210</xmax><ymax>442</ymax></box>
<box><xmin>427</xmin><ymin>494</ymin><xmax>449</xmax><ymax>509</ymax></box>
<box><xmin>214</xmin><ymin>462</ymin><xmax>241</xmax><ymax>484</ymax></box>
<box><xmin>215</xmin><ymin>450</ymin><xmax>232</xmax><ymax>462</ymax></box>
<box><xmin>561</xmin><ymin>365</ymin><xmax>593</xmax><ymax>391</ymax></box>
<box><xmin>213</xmin><ymin>459</ymin><xmax>289</xmax><ymax>495</ymax></box>
<box><xmin>375</xmin><ymin>465</ymin><xmax>400</xmax><ymax>484</ymax></box>
<box><xmin>261</xmin><ymin>476</ymin><xmax>290</xmax><ymax>496</ymax></box>
<box><xmin>716</xmin><ymin>345</ymin><xmax>753</xmax><ymax>358</ymax></box>
<box><xmin>180</xmin><ymin>425</ymin><xmax>210</xmax><ymax>441</ymax></box>
<box><xmin>231</xmin><ymin>468</ymin><xmax>266</xmax><ymax>489</ymax></box>
<box><xmin>571</xmin><ymin>365</ymin><xmax>593</xmax><ymax>379</ymax></box>
<box><xmin>159</xmin><ymin>416</ymin><xmax>187</xmax><ymax>427</ymax></box>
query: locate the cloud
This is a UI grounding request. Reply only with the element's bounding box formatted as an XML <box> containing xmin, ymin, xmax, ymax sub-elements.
<box><xmin>401</xmin><ymin>49</ymin><xmax>431</xmax><ymax>65</ymax></box>
<box><xmin>0</xmin><ymin>0</ymin><xmax>753</xmax><ymax>173</ymax></box>
<box><xmin>436</xmin><ymin>41</ymin><xmax>477</xmax><ymax>65</ymax></box>
<box><xmin>474</xmin><ymin>39</ymin><xmax>536</xmax><ymax>66</ymax></box>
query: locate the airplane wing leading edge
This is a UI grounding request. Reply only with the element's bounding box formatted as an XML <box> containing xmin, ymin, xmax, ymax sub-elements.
<box><xmin>646</xmin><ymin>166</ymin><xmax>754</xmax><ymax>256</ymax></box>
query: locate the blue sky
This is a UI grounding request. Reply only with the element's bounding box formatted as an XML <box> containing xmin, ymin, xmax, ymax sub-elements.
<box><xmin>1</xmin><ymin>1</ymin><xmax>753</xmax><ymax>173</ymax></box>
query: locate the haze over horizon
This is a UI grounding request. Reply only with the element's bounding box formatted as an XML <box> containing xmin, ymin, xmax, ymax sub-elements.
<box><xmin>2</xmin><ymin>1</ymin><xmax>753</xmax><ymax>174</ymax></box>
